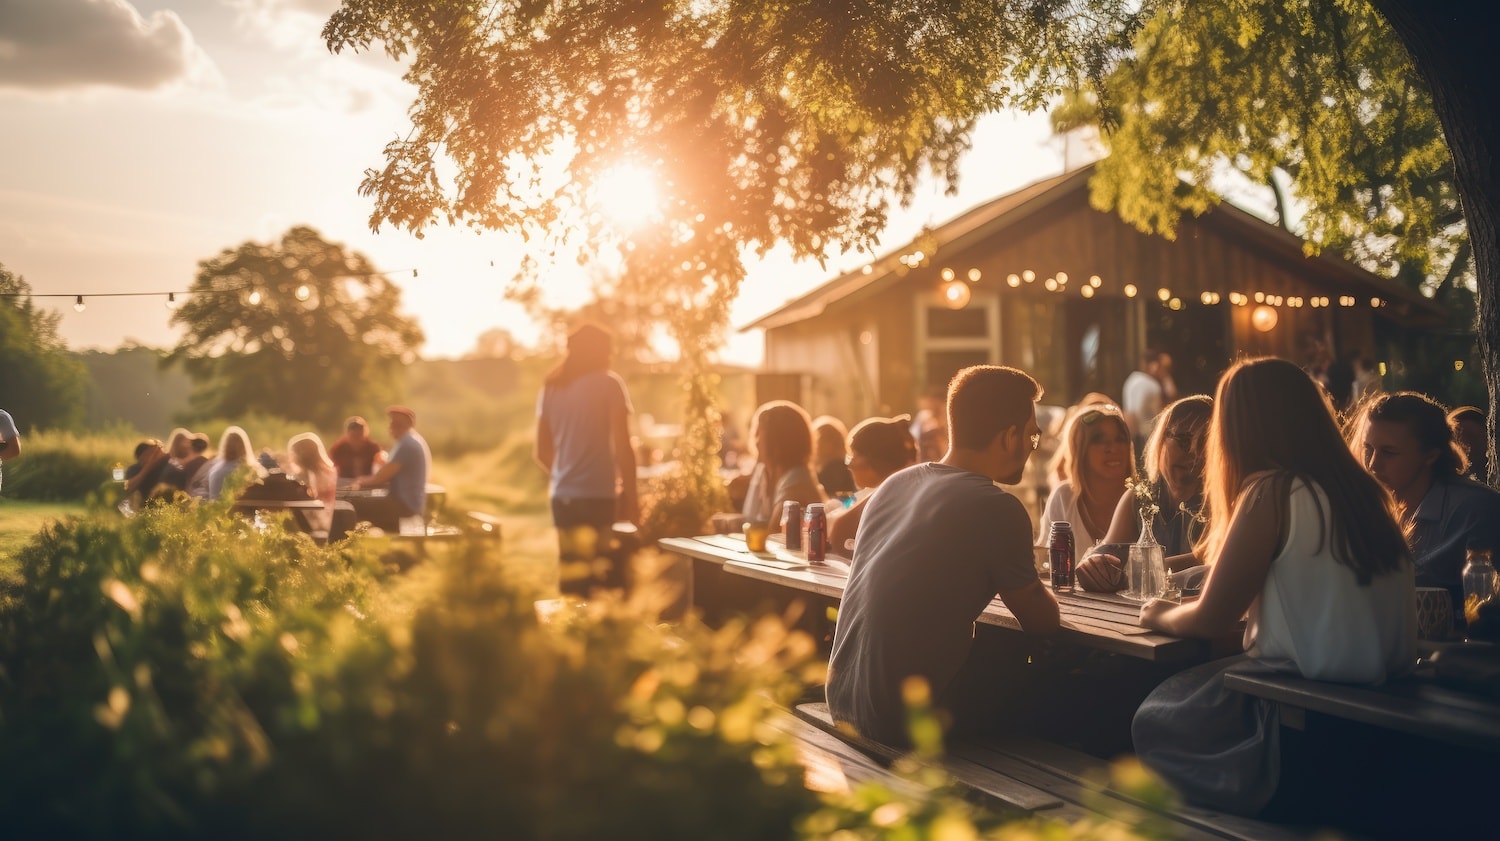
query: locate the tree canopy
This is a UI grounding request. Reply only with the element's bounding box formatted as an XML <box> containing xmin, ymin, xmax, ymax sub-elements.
<box><xmin>168</xmin><ymin>226</ymin><xmax>424</xmax><ymax>428</ymax></box>
<box><xmin>1052</xmin><ymin>0</ymin><xmax>1467</xmax><ymax>300</ymax></box>
<box><xmin>0</xmin><ymin>265</ymin><xmax>87</xmax><ymax>431</ymax></box>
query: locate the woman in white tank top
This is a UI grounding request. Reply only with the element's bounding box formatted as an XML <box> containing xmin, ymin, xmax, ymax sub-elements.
<box><xmin>1132</xmin><ymin>357</ymin><xmax>1415</xmax><ymax>816</ymax></box>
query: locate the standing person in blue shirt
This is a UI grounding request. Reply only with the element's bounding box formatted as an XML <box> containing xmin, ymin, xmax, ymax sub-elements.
<box><xmin>0</xmin><ymin>408</ymin><xmax>20</xmax><ymax>494</ymax></box>
<box><xmin>534</xmin><ymin>323</ymin><xmax>639</xmax><ymax>596</ymax></box>
<box><xmin>352</xmin><ymin>405</ymin><xmax>431</xmax><ymax>533</ymax></box>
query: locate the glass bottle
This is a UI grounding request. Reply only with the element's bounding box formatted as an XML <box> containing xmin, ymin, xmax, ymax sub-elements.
<box><xmin>1129</xmin><ymin>510</ymin><xmax>1166</xmax><ymax>601</ymax></box>
<box><xmin>1461</xmin><ymin>545</ymin><xmax>1498</xmax><ymax>639</ymax></box>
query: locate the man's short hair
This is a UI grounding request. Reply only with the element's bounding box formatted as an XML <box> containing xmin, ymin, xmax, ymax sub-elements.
<box><xmin>191</xmin><ymin>433</ymin><xmax>210</xmax><ymax>453</ymax></box>
<box><xmin>345</xmin><ymin>416</ymin><xmax>368</xmax><ymax>431</ymax></box>
<box><xmin>1141</xmin><ymin>349</ymin><xmax>1164</xmax><ymax>366</ymax></box>
<box><xmin>947</xmin><ymin>365</ymin><xmax>1043</xmax><ymax>451</ymax></box>
<box><xmin>387</xmin><ymin>405</ymin><xmax>416</xmax><ymax>424</ymax></box>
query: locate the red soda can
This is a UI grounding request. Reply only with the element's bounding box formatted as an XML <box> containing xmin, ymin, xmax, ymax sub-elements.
<box><xmin>804</xmin><ymin>503</ymin><xmax>827</xmax><ymax>565</ymax></box>
<box><xmin>782</xmin><ymin>501</ymin><xmax>803</xmax><ymax>551</ymax></box>
<box><xmin>1049</xmin><ymin>521</ymin><xmax>1075</xmax><ymax>593</ymax></box>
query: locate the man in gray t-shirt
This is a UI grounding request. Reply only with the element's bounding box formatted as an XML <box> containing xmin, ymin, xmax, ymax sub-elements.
<box><xmin>353</xmin><ymin>406</ymin><xmax>431</xmax><ymax>528</ymax></box>
<box><xmin>827</xmin><ymin>366</ymin><xmax>1059</xmax><ymax>746</ymax></box>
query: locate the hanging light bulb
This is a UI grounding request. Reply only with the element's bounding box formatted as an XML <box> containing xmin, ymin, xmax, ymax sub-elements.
<box><xmin>941</xmin><ymin>280</ymin><xmax>971</xmax><ymax>309</ymax></box>
<box><xmin>247</xmin><ymin>290</ymin><xmax>263</xmax><ymax>306</ymax></box>
<box><xmin>165</xmin><ymin>292</ymin><xmax>177</xmax><ymax>310</ymax></box>
<box><xmin>73</xmin><ymin>295</ymin><xmax>86</xmax><ymax>313</ymax></box>
<box><xmin>1251</xmin><ymin>305</ymin><xmax>1279</xmax><ymax>332</ymax></box>
<box><xmin>295</xmin><ymin>284</ymin><xmax>311</xmax><ymax>302</ymax></box>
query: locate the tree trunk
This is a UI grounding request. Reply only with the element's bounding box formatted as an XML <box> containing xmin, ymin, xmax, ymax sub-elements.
<box><xmin>1368</xmin><ymin>0</ymin><xmax>1500</xmax><ymax>487</ymax></box>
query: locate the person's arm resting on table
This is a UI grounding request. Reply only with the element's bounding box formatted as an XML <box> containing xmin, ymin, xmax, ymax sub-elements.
<box><xmin>1000</xmin><ymin>579</ymin><xmax>1061</xmax><ymax>635</ymax></box>
<box><xmin>355</xmin><ymin>456</ymin><xmax>402</xmax><ymax>490</ymax></box>
<box><xmin>1140</xmin><ymin>475</ymin><xmax>1281</xmax><ymax>638</ymax></box>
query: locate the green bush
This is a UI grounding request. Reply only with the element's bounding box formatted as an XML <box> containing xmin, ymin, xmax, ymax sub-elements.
<box><xmin>0</xmin><ymin>428</ymin><xmax>137</xmax><ymax>501</ymax></box>
<box><xmin>0</xmin><ymin>501</ymin><xmax>825</xmax><ymax>838</ymax></box>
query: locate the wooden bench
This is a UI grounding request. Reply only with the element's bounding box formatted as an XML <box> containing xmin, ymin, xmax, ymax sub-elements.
<box><xmin>792</xmin><ymin>702</ymin><xmax>1322</xmax><ymax>841</ymax></box>
<box><xmin>1222</xmin><ymin>663</ymin><xmax>1500</xmax><ymax>752</ymax></box>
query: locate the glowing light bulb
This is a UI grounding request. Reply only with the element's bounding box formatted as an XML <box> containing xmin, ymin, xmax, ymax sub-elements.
<box><xmin>942</xmin><ymin>280</ymin><xmax>971</xmax><ymax>309</ymax></box>
<box><xmin>295</xmin><ymin>285</ymin><xmax>311</xmax><ymax>302</ymax></box>
<box><xmin>248</xmin><ymin>290</ymin><xmax>263</xmax><ymax>306</ymax></box>
<box><xmin>1124</xmin><ymin>284</ymin><xmax>1138</xmax><ymax>298</ymax></box>
<box><xmin>1251</xmin><ymin>305</ymin><xmax>1279</xmax><ymax>332</ymax></box>
<box><xmin>967</xmin><ymin>268</ymin><xmax>981</xmax><ymax>282</ymax></box>
<box><xmin>1007</xmin><ymin>274</ymin><xmax>1021</xmax><ymax>287</ymax></box>
<box><xmin>73</xmin><ymin>295</ymin><xmax>85</xmax><ymax>313</ymax></box>
<box><xmin>165</xmin><ymin>292</ymin><xmax>177</xmax><ymax>310</ymax></box>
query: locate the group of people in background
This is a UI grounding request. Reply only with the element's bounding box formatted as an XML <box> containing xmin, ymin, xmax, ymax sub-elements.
<box><xmin>119</xmin><ymin>406</ymin><xmax>431</xmax><ymax>536</ymax></box>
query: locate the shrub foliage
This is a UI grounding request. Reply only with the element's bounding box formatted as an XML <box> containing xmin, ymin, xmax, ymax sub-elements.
<box><xmin>0</xmin><ymin>503</ymin><xmax>821</xmax><ymax>838</ymax></box>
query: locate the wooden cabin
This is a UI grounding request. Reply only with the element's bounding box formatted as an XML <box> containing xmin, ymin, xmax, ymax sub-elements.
<box><xmin>746</xmin><ymin>165</ymin><xmax>1445</xmax><ymax>423</ymax></box>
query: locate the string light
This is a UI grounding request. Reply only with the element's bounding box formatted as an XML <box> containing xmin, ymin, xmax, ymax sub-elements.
<box><xmin>1</xmin><ymin>267</ymin><xmax>419</xmax><ymax>313</ymax></box>
<box><xmin>1124</xmin><ymin>284</ymin><xmax>1138</xmax><ymax>297</ymax></box>
<box><xmin>967</xmin><ymin>268</ymin><xmax>981</xmax><ymax>282</ymax></box>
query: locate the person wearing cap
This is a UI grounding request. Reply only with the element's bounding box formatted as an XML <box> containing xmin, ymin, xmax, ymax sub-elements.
<box><xmin>351</xmin><ymin>406</ymin><xmax>431</xmax><ymax>531</ymax></box>
<box><xmin>329</xmin><ymin>415</ymin><xmax>386</xmax><ymax>483</ymax></box>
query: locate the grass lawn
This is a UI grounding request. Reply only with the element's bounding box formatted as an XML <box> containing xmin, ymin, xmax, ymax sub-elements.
<box><xmin>0</xmin><ymin>499</ymin><xmax>88</xmax><ymax>579</ymax></box>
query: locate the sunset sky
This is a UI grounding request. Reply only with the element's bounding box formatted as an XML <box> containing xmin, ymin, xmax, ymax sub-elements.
<box><xmin>1</xmin><ymin>0</ymin><xmax>1072</xmax><ymax>365</ymax></box>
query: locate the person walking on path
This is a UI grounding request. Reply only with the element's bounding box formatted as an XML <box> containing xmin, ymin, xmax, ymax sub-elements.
<box><xmin>0</xmin><ymin>408</ymin><xmax>19</xmax><ymax>494</ymax></box>
<box><xmin>535</xmin><ymin>323</ymin><xmax>640</xmax><ymax>596</ymax></box>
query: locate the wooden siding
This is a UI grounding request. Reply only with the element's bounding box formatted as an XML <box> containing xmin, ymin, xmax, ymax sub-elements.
<box><xmin>763</xmin><ymin>188</ymin><xmax>1385</xmax><ymax>422</ymax></box>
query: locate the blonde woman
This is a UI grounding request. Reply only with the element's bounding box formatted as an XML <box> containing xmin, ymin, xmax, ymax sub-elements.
<box><xmin>1036</xmin><ymin>403</ymin><xmax>1136</xmax><ymax>552</ymax></box>
<box><xmin>206</xmin><ymin>426</ymin><xmax>267</xmax><ymax>500</ymax></box>
<box><xmin>288</xmin><ymin>432</ymin><xmax>338</xmax><ymax>533</ymax></box>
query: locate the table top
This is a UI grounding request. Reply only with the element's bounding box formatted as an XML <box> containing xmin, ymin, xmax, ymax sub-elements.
<box><xmin>230</xmin><ymin>497</ymin><xmax>325</xmax><ymax>510</ymax></box>
<box><xmin>659</xmin><ymin>534</ymin><xmax>1222</xmax><ymax>663</ymax></box>
<box><xmin>337</xmin><ymin>483</ymin><xmax>447</xmax><ymax>499</ymax></box>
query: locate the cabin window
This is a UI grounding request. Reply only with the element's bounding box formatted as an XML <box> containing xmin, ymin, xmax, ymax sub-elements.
<box><xmin>914</xmin><ymin>291</ymin><xmax>1000</xmax><ymax>392</ymax></box>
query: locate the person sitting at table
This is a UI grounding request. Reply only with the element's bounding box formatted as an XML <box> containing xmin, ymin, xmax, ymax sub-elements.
<box><xmin>1035</xmin><ymin>402</ymin><xmax>1136</xmax><ymax>554</ymax></box>
<box><xmin>184</xmin><ymin>434</ymin><xmax>215</xmax><ymax>499</ymax></box>
<box><xmin>826</xmin><ymin>414</ymin><xmax>917</xmax><ymax>556</ymax></box>
<box><xmin>827</xmin><ymin>365</ymin><xmax>1059</xmax><ymax>746</ymax></box>
<box><xmin>351</xmin><ymin>405</ymin><xmax>431</xmax><ymax>533</ymax></box>
<box><xmin>205</xmin><ymin>426</ymin><xmax>268</xmax><ymax>500</ymax></box>
<box><xmin>1350</xmin><ymin>392</ymin><xmax>1500</xmax><ymax>621</ymax></box>
<box><xmin>152</xmin><ymin>429</ymin><xmax>203</xmax><ymax>496</ymax></box>
<box><xmin>1133</xmin><ymin>357</ymin><xmax>1415</xmax><ymax>817</ymax></box>
<box><xmin>329</xmin><ymin>416</ymin><xmax>385</xmax><ymax>482</ymax></box>
<box><xmin>740</xmin><ymin>400</ymin><xmax>826</xmax><ymax>530</ymax></box>
<box><xmin>123</xmin><ymin>438</ymin><xmax>169</xmax><ymax>506</ymax></box>
<box><xmin>812</xmin><ymin>415</ymin><xmax>858</xmax><ymax>500</ymax></box>
<box><xmin>1076</xmin><ymin>396</ymin><xmax>1213</xmax><ymax>592</ymax></box>
<box><xmin>1447</xmin><ymin>404</ymin><xmax>1489</xmax><ymax>483</ymax></box>
<box><xmin>287</xmin><ymin>432</ymin><xmax>338</xmax><ymax>534</ymax></box>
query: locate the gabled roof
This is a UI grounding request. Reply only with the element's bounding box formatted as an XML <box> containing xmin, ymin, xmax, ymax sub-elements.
<box><xmin>743</xmin><ymin>163</ymin><xmax>1445</xmax><ymax>331</ymax></box>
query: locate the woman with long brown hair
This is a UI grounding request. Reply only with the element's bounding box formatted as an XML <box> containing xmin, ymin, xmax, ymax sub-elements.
<box><xmin>741</xmin><ymin>400</ymin><xmax>825</xmax><ymax>528</ymax></box>
<box><xmin>1132</xmin><ymin>357</ymin><xmax>1415</xmax><ymax>816</ymax></box>
<box><xmin>1035</xmin><ymin>402</ymin><xmax>1136</xmax><ymax>552</ymax></box>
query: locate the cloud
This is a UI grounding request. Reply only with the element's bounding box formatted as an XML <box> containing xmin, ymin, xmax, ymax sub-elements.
<box><xmin>0</xmin><ymin>0</ymin><xmax>215</xmax><ymax>93</ymax></box>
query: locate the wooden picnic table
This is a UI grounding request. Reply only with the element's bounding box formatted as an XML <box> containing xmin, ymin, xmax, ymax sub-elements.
<box><xmin>658</xmin><ymin>533</ymin><xmax>1233</xmax><ymax>664</ymax></box>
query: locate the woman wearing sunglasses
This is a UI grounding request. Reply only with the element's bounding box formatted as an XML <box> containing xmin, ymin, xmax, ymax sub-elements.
<box><xmin>1077</xmin><ymin>396</ymin><xmax>1213</xmax><ymax>592</ymax></box>
<box><xmin>1035</xmin><ymin>402</ymin><xmax>1136</xmax><ymax>553</ymax></box>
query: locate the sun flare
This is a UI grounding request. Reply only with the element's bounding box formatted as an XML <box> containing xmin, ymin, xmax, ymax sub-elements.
<box><xmin>592</xmin><ymin>164</ymin><xmax>660</xmax><ymax>230</ymax></box>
